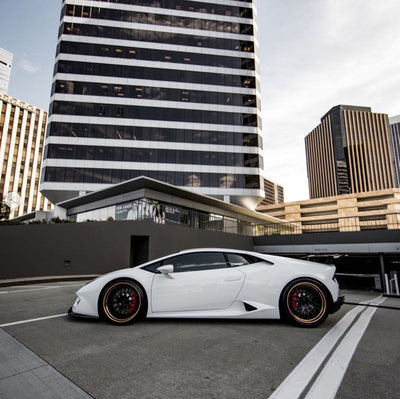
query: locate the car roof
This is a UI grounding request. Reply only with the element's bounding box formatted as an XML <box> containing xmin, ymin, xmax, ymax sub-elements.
<box><xmin>137</xmin><ymin>247</ymin><xmax>262</xmax><ymax>268</ymax></box>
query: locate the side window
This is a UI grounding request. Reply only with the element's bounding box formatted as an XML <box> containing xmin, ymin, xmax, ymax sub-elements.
<box><xmin>225</xmin><ymin>253</ymin><xmax>267</xmax><ymax>266</ymax></box>
<box><xmin>162</xmin><ymin>252</ymin><xmax>227</xmax><ymax>272</ymax></box>
<box><xmin>226</xmin><ymin>253</ymin><xmax>250</xmax><ymax>267</ymax></box>
<box><xmin>141</xmin><ymin>261</ymin><xmax>161</xmax><ymax>273</ymax></box>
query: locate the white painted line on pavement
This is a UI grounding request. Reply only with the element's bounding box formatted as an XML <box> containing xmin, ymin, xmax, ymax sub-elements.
<box><xmin>0</xmin><ymin>313</ymin><xmax>67</xmax><ymax>328</ymax></box>
<box><xmin>305</xmin><ymin>296</ymin><xmax>386</xmax><ymax>399</ymax></box>
<box><xmin>0</xmin><ymin>286</ymin><xmax>63</xmax><ymax>294</ymax></box>
<box><xmin>268</xmin><ymin>295</ymin><xmax>382</xmax><ymax>399</ymax></box>
<box><xmin>0</xmin><ymin>284</ymin><xmax>84</xmax><ymax>294</ymax></box>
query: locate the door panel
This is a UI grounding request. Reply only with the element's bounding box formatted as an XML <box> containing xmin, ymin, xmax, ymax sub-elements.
<box><xmin>151</xmin><ymin>268</ymin><xmax>245</xmax><ymax>312</ymax></box>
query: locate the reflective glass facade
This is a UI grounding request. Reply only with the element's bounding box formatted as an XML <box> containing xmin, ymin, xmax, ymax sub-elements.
<box><xmin>389</xmin><ymin>116</ymin><xmax>400</xmax><ymax>188</ymax></box>
<box><xmin>306</xmin><ymin>105</ymin><xmax>396</xmax><ymax>199</ymax></box>
<box><xmin>41</xmin><ymin>0</ymin><xmax>263</xmax><ymax>207</ymax></box>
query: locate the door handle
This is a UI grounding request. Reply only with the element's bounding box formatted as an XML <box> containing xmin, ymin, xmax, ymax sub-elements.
<box><xmin>224</xmin><ymin>276</ymin><xmax>242</xmax><ymax>282</ymax></box>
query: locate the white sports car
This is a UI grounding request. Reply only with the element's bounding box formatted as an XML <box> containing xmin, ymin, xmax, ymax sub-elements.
<box><xmin>69</xmin><ymin>248</ymin><xmax>344</xmax><ymax>327</ymax></box>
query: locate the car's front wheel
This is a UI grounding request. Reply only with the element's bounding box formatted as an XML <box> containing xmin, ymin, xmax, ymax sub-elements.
<box><xmin>99</xmin><ymin>279</ymin><xmax>146</xmax><ymax>325</ymax></box>
<box><xmin>281</xmin><ymin>280</ymin><xmax>330</xmax><ymax>327</ymax></box>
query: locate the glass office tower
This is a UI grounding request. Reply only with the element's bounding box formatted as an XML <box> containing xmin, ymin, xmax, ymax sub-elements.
<box><xmin>305</xmin><ymin>105</ymin><xmax>395</xmax><ymax>199</ymax></box>
<box><xmin>389</xmin><ymin>115</ymin><xmax>400</xmax><ymax>188</ymax></box>
<box><xmin>40</xmin><ymin>0</ymin><xmax>264</xmax><ymax>208</ymax></box>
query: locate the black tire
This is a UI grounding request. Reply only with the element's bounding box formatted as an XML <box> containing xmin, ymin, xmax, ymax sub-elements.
<box><xmin>281</xmin><ymin>279</ymin><xmax>330</xmax><ymax>328</ymax></box>
<box><xmin>99</xmin><ymin>279</ymin><xmax>146</xmax><ymax>325</ymax></box>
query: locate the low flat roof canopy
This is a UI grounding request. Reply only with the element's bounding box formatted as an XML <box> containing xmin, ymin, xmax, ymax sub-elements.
<box><xmin>57</xmin><ymin>176</ymin><xmax>284</xmax><ymax>225</ymax></box>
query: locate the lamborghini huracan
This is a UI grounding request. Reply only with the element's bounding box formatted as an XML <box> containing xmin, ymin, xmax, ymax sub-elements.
<box><xmin>69</xmin><ymin>248</ymin><xmax>344</xmax><ymax>327</ymax></box>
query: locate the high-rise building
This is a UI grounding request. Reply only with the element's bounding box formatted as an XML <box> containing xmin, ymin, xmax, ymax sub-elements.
<box><xmin>40</xmin><ymin>0</ymin><xmax>264</xmax><ymax>209</ymax></box>
<box><xmin>0</xmin><ymin>93</ymin><xmax>52</xmax><ymax>219</ymax></box>
<box><xmin>305</xmin><ymin>105</ymin><xmax>396</xmax><ymax>199</ymax></box>
<box><xmin>389</xmin><ymin>115</ymin><xmax>400</xmax><ymax>188</ymax></box>
<box><xmin>0</xmin><ymin>48</ymin><xmax>13</xmax><ymax>94</ymax></box>
<box><xmin>258</xmin><ymin>178</ymin><xmax>284</xmax><ymax>206</ymax></box>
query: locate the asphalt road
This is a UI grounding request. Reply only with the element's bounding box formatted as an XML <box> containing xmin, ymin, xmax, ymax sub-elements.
<box><xmin>0</xmin><ymin>282</ymin><xmax>399</xmax><ymax>399</ymax></box>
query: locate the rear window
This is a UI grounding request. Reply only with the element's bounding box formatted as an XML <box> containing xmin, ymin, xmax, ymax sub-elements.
<box><xmin>225</xmin><ymin>253</ymin><xmax>266</xmax><ymax>267</ymax></box>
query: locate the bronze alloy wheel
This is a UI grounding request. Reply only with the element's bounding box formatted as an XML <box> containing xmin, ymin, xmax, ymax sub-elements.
<box><xmin>284</xmin><ymin>281</ymin><xmax>329</xmax><ymax>327</ymax></box>
<box><xmin>102</xmin><ymin>280</ymin><xmax>143</xmax><ymax>324</ymax></box>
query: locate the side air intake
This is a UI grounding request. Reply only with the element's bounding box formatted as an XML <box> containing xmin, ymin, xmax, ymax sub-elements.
<box><xmin>244</xmin><ymin>302</ymin><xmax>258</xmax><ymax>312</ymax></box>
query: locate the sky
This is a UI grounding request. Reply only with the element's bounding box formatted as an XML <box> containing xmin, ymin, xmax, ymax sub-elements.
<box><xmin>0</xmin><ymin>0</ymin><xmax>399</xmax><ymax>202</ymax></box>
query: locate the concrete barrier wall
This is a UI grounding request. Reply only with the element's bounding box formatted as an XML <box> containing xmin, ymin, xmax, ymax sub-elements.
<box><xmin>0</xmin><ymin>221</ymin><xmax>253</xmax><ymax>280</ymax></box>
<box><xmin>253</xmin><ymin>229</ymin><xmax>400</xmax><ymax>255</ymax></box>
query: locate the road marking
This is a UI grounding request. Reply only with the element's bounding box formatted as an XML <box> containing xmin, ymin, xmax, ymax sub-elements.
<box><xmin>0</xmin><ymin>284</ymin><xmax>84</xmax><ymax>294</ymax></box>
<box><xmin>0</xmin><ymin>286</ymin><xmax>63</xmax><ymax>294</ymax></box>
<box><xmin>305</xmin><ymin>296</ymin><xmax>386</xmax><ymax>399</ymax></box>
<box><xmin>268</xmin><ymin>295</ymin><xmax>383</xmax><ymax>399</ymax></box>
<box><xmin>0</xmin><ymin>313</ymin><xmax>67</xmax><ymax>328</ymax></box>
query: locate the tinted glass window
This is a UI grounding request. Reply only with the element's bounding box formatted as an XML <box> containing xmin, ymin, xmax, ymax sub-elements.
<box><xmin>141</xmin><ymin>261</ymin><xmax>161</xmax><ymax>273</ymax></box>
<box><xmin>43</xmin><ymin>167</ymin><xmax>260</xmax><ymax>191</ymax></box>
<box><xmin>226</xmin><ymin>253</ymin><xmax>266</xmax><ymax>266</ymax></box>
<box><xmin>46</xmin><ymin>144</ymin><xmax>258</xmax><ymax>168</ymax></box>
<box><xmin>63</xmin><ymin>23</ymin><xmax>254</xmax><ymax>53</ymax></box>
<box><xmin>226</xmin><ymin>253</ymin><xmax>250</xmax><ymax>267</ymax></box>
<box><xmin>162</xmin><ymin>252</ymin><xmax>227</xmax><ymax>272</ymax></box>
<box><xmin>51</xmin><ymin>99</ymin><xmax>257</xmax><ymax>125</ymax></box>
<box><xmin>246</xmin><ymin>255</ymin><xmax>266</xmax><ymax>264</ymax></box>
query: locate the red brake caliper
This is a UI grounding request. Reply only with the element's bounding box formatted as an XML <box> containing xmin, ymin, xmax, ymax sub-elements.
<box><xmin>291</xmin><ymin>290</ymin><xmax>299</xmax><ymax>309</ymax></box>
<box><xmin>128</xmin><ymin>293</ymin><xmax>137</xmax><ymax>313</ymax></box>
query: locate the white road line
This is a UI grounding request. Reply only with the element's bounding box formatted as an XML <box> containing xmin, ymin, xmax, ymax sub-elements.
<box><xmin>0</xmin><ymin>284</ymin><xmax>84</xmax><ymax>294</ymax></box>
<box><xmin>0</xmin><ymin>313</ymin><xmax>67</xmax><ymax>328</ymax></box>
<box><xmin>0</xmin><ymin>286</ymin><xmax>62</xmax><ymax>294</ymax></box>
<box><xmin>268</xmin><ymin>295</ymin><xmax>382</xmax><ymax>399</ymax></box>
<box><xmin>305</xmin><ymin>296</ymin><xmax>386</xmax><ymax>399</ymax></box>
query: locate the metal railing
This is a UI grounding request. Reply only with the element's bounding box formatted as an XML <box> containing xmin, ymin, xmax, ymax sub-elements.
<box><xmin>158</xmin><ymin>209</ymin><xmax>400</xmax><ymax>237</ymax></box>
<box><xmin>252</xmin><ymin>213</ymin><xmax>400</xmax><ymax>236</ymax></box>
<box><xmin>76</xmin><ymin>198</ymin><xmax>400</xmax><ymax>237</ymax></box>
<box><xmin>385</xmin><ymin>271</ymin><xmax>400</xmax><ymax>296</ymax></box>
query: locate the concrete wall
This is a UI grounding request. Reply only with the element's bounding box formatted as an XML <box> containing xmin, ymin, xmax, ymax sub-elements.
<box><xmin>254</xmin><ymin>230</ymin><xmax>400</xmax><ymax>257</ymax></box>
<box><xmin>253</xmin><ymin>229</ymin><xmax>400</xmax><ymax>249</ymax></box>
<box><xmin>0</xmin><ymin>221</ymin><xmax>253</xmax><ymax>280</ymax></box>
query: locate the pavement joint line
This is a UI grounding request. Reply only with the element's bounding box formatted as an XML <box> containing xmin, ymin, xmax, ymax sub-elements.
<box><xmin>0</xmin><ymin>326</ymin><xmax>94</xmax><ymax>398</ymax></box>
<box><xmin>0</xmin><ymin>364</ymin><xmax>48</xmax><ymax>382</ymax></box>
<box><xmin>0</xmin><ymin>313</ymin><xmax>67</xmax><ymax>328</ymax></box>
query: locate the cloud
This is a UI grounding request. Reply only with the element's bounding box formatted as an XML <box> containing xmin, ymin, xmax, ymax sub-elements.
<box><xmin>17</xmin><ymin>57</ymin><xmax>40</xmax><ymax>74</ymax></box>
<box><xmin>258</xmin><ymin>0</ymin><xmax>400</xmax><ymax>201</ymax></box>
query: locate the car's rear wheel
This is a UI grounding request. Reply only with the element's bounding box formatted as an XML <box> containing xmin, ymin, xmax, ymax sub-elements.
<box><xmin>99</xmin><ymin>279</ymin><xmax>145</xmax><ymax>325</ymax></box>
<box><xmin>281</xmin><ymin>280</ymin><xmax>330</xmax><ymax>327</ymax></box>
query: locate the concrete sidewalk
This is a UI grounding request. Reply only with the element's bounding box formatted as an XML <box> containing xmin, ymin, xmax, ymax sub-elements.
<box><xmin>0</xmin><ymin>328</ymin><xmax>93</xmax><ymax>399</ymax></box>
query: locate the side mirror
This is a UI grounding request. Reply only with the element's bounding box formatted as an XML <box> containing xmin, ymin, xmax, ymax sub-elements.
<box><xmin>157</xmin><ymin>264</ymin><xmax>174</xmax><ymax>274</ymax></box>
